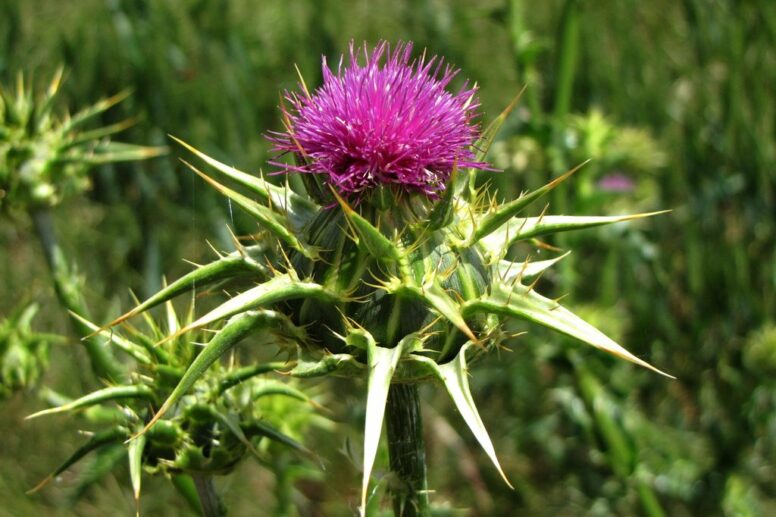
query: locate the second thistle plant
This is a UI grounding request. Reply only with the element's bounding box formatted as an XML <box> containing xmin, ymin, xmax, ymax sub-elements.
<box><xmin>0</xmin><ymin>69</ymin><xmax>163</xmax><ymax>214</ymax></box>
<box><xmin>103</xmin><ymin>41</ymin><xmax>671</xmax><ymax>514</ymax></box>
<box><xmin>0</xmin><ymin>69</ymin><xmax>164</xmax><ymax>382</ymax></box>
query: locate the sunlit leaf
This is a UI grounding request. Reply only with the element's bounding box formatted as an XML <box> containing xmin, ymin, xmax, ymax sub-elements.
<box><xmin>357</xmin><ymin>329</ymin><xmax>408</xmax><ymax>513</ymax></box>
<box><xmin>437</xmin><ymin>344</ymin><xmax>513</xmax><ymax>488</ymax></box>
<box><xmin>481</xmin><ymin>212</ymin><xmax>669</xmax><ymax>257</ymax></box>
<box><xmin>464</xmin><ymin>283</ymin><xmax>673</xmax><ymax>377</ymax></box>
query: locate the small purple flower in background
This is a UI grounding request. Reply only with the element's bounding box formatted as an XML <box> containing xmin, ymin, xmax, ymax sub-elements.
<box><xmin>597</xmin><ymin>172</ymin><xmax>636</xmax><ymax>193</ymax></box>
<box><xmin>269</xmin><ymin>41</ymin><xmax>489</xmax><ymax>198</ymax></box>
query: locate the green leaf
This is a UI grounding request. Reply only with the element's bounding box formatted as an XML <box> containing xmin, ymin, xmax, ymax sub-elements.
<box><xmin>67</xmin><ymin>444</ymin><xmax>125</xmax><ymax>505</ymax></box>
<box><xmin>136</xmin><ymin>310</ymin><xmax>299</xmax><ymax>436</ymax></box>
<box><xmin>474</xmin><ymin>87</ymin><xmax>526</xmax><ymax>165</ymax></box>
<box><xmin>393</xmin><ymin>354</ymin><xmax>446</xmax><ymax>383</ymax></box>
<box><xmin>101</xmin><ymin>250</ymin><xmax>268</xmax><ymax>330</ymax></box>
<box><xmin>217</xmin><ymin>362</ymin><xmax>290</xmax><ymax>394</ymax></box>
<box><xmin>287</xmin><ymin>347</ymin><xmax>365</xmax><ymax>378</ymax></box>
<box><xmin>38</xmin><ymin>387</ymin><xmax>125</xmax><ymax>424</ymax></box>
<box><xmin>437</xmin><ymin>344</ymin><xmax>513</xmax><ymax>488</ymax></box>
<box><xmin>164</xmin><ymin>274</ymin><xmax>332</xmax><ymax>342</ymax></box>
<box><xmin>29</xmin><ymin>427</ymin><xmax>127</xmax><ymax>493</ymax></box>
<box><xmin>391</xmin><ymin>279</ymin><xmax>477</xmax><ymax>344</ymax></box>
<box><xmin>427</xmin><ymin>162</ymin><xmax>459</xmax><ymax>230</ymax></box>
<box><xmin>481</xmin><ymin>212</ymin><xmax>669</xmax><ymax>256</ymax></box>
<box><xmin>463</xmin><ymin>283</ymin><xmax>674</xmax><ymax>377</ymax></box>
<box><xmin>26</xmin><ymin>385</ymin><xmax>154</xmax><ymax>420</ymax></box>
<box><xmin>76</xmin><ymin>141</ymin><xmax>166</xmax><ymax>164</ymax></box>
<box><xmin>67</xmin><ymin>117</ymin><xmax>138</xmax><ymax>146</ymax></box>
<box><xmin>61</xmin><ymin>90</ymin><xmax>131</xmax><ymax>133</ymax></box>
<box><xmin>164</xmin><ymin>299</ymin><xmax>181</xmax><ymax>336</ymax></box>
<box><xmin>359</xmin><ymin>330</ymin><xmax>408</xmax><ymax>513</ymax></box>
<box><xmin>249</xmin><ymin>382</ymin><xmax>314</xmax><ymax>404</ymax></box>
<box><xmin>205</xmin><ymin>406</ymin><xmax>263</xmax><ymax>460</ymax></box>
<box><xmin>468</xmin><ymin>161</ymin><xmax>587</xmax><ymax>246</ymax></box>
<box><xmin>242</xmin><ymin>421</ymin><xmax>311</xmax><ymax>455</ymax></box>
<box><xmin>496</xmin><ymin>252</ymin><xmax>571</xmax><ymax>284</ymax></box>
<box><xmin>171</xmin><ymin>136</ymin><xmax>319</xmax><ymax>229</ymax></box>
<box><xmin>183</xmin><ymin>160</ymin><xmax>319</xmax><ymax>259</ymax></box>
<box><xmin>466</xmin><ymin>87</ymin><xmax>526</xmax><ymax>198</ymax></box>
<box><xmin>32</xmin><ymin>67</ymin><xmax>64</xmax><ymax>131</ymax></box>
<box><xmin>70</xmin><ymin>312</ymin><xmax>152</xmax><ymax>364</ymax></box>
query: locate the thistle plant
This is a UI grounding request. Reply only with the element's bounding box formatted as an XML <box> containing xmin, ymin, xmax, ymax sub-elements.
<box><xmin>29</xmin><ymin>299</ymin><xmax>324</xmax><ymax>515</ymax></box>
<box><xmin>101</xmin><ymin>41</ymin><xmax>670</xmax><ymax>515</ymax></box>
<box><xmin>0</xmin><ymin>69</ymin><xmax>164</xmax><ymax>382</ymax></box>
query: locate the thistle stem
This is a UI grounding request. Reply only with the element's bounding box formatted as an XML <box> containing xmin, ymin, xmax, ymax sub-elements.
<box><xmin>31</xmin><ymin>208</ymin><xmax>123</xmax><ymax>382</ymax></box>
<box><xmin>192</xmin><ymin>474</ymin><xmax>226</xmax><ymax>517</ymax></box>
<box><xmin>385</xmin><ymin>383</ymin><xmax>429</xmax><ymax>517</ymax></box>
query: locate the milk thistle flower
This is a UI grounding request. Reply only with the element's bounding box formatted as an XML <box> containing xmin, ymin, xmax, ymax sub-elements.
<box><xmin>99</xmin><ymin>41</ymin><xmax>670</xmax><ymax>515</ymax></box>
<box><xmin>270</xmin><ymin>41</ymin><xmax>489</xmax><ymax>198</ymax></box>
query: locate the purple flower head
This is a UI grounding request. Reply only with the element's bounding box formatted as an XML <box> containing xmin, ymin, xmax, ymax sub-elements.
<box><xmin>269</xmin><ymin>41</ymin><xmax>489</xmax><ymax>198</ymax></box>
<box><xmin>597</xmin><ymin>172</ymin><xmax>636</xmax><ymax>193</ymax></box>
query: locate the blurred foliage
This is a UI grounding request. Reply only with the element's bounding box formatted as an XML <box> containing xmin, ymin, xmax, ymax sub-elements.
<box><xmin>0</xmin><ymin>0</ymin><xmax>774</xmax><ymax>515</ymax></box>
<box><xmin>0</xmin><ymin>302</ymin><xmax>59</xmax><ymax>399</ymax></box>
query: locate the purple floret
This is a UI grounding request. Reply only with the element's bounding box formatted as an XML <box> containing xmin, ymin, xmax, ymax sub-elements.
<box><xmin>268</xmin><ymin>41</ymin><xmax>489</xmax><ymax>198</ymax></box>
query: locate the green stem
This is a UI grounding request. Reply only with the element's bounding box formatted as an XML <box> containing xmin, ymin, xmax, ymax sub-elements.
<box><xmin>552</xmin><ymin>0</ymin><xmax>580</xmax><ymax>126</ymax></box>
<box><xmin>192</xmin><ymin>474</ymin><xmax>226</xmax><ymax>517</ymax></box>
<box><xmin>171</xmin><ymin>475</ymin><xmax>204</xmax><ymax>515</ymax></box>
<box><xmin>575</xmin><ymin>359</ymin><xmax>666</xmax><ymax>517</ymax></box>
<box><xmin>385</xmin><ymin>383</ymin><xmax>429</xmax><ymax>517</ymax></box>
<box><xmin>31</xmin><ymin>208</ymin><xmax>123</xmax><ymax>383</ymax></box>
<box><xmin>637</xmin><ymin>480</ymin><xmax>666</xmax><ymax>517</ymax></box>
<box><xmin>273</xmin><ymin>456</ymin><xmax>293</xmax><ymax>517</ymax></box>
<box><xmin>508</xmin><ymin>0</ymin><xmax>542</xmax><ymax>121</ymax></box>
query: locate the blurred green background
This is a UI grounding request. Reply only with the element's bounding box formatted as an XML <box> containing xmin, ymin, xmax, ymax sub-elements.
<box><xmin>1</xmin><ymin>0</ymin><xmax>774</xmax><ymax>515</ymax></box>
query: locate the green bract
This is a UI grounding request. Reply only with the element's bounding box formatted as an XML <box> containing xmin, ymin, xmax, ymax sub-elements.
<box><xmin>0</xmin><ymin>69</ymin><xmax>164</xmax><ymax>213</ymax></box>
<box><xmin>103</xmin><ymin>101</ymin><xmax>671</xmax><ymax>509</ymax></box>
<box><xmin>29</xmin><ymin>300</ymin><xmax>325</xmax><ymax>505</ymax></box>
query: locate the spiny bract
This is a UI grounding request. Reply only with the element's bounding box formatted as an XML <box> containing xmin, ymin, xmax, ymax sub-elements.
<box><xmin>103</xmin><ymin>41</ymin><xmax>670</xmax><ymax>510</ymax></box>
